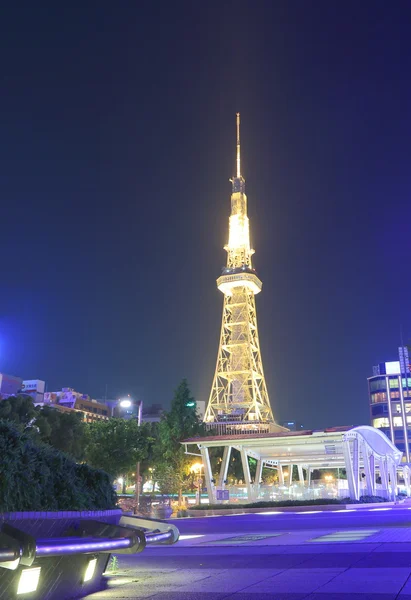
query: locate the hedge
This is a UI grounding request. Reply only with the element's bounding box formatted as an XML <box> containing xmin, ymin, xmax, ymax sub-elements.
<box><xmin>0</xmin><ymin>419</ymin><xmax>117</xmax><ymax>511</ymax></box>
<box><xmin>189</xmin><ymin>496</ymin><xmax>389</xmax><ymax>510</ymax></box>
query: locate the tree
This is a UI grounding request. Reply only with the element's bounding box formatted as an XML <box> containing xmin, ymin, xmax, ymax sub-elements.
<box><xmin>35</xmin><ymin>406</ymin><xmax>86</xmax><ymax>460</ymax></box>
<box><xmin>0</xmin><ymin>395</ymin><xmax>37</xmax><ymax>427</ymax></box>
<box><xmin>84</xmin><ymin>419</ymin><xmax>151</xmax><ymax>491</ymax></box>
<box><xmin>155</xmin><ymin>379</ymin><xmax>204</xmax><ymax>500</ymax></box>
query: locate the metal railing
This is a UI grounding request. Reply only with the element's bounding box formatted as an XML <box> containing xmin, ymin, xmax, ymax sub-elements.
<box><xmin>0</xmin><ymin>516</ymin><xmax>179</xmax><ymax>571</ymax></box>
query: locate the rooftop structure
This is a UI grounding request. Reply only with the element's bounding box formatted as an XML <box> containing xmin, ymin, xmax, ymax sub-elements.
<box><xmin>184</xmin><ymin>425</ymin><xmax>402</xmax><ymax>503</ymax></box>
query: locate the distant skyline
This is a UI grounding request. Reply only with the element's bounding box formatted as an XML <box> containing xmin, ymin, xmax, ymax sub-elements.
<box><xmin>1</xmin><ymin>2</ymin><xmax>411</xmax><ymax>429</ymax></box>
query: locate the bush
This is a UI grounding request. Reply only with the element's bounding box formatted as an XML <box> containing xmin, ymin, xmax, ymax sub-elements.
<box><xmin>189</xmin><ymin>495</ymin><xmax>389</xmax><ymax>510</ymax></box>
<box><xmin>0</xmin><ymin>419</ymin><xmax>117</xmax><ymax>511</ymax></box>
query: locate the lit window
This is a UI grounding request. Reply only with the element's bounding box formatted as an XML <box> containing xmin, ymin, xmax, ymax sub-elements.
<box><xmin>371</xmin><ymin>392</ymin><xmax>387</xmax><ymax>403</ymax></box>
<box><xmin>393</xmin><ymin>416</ymin><xmax>403</xmax><ymax>427</ymax></box>
<box><xmin>373</xmin><ymin>418</ymin><xmax>390</xmax><ymax>428</ymax></box>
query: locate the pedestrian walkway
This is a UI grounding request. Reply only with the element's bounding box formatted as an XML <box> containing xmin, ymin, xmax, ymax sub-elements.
<box><xmin>177</xmin><ymin>525</ymin><xmax>411</xmax><ymax>547</ymax></box>
<box><xmin>81</xmin><ymin>527</ymin><xmax>411</xmax><ymax>600</ymax></box>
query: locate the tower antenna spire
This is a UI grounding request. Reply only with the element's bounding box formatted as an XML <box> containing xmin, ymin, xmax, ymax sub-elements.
<box><xmin>236</xmin><ymin>112</ymin><xmax>241</xmax><ymax>178</ymax></box>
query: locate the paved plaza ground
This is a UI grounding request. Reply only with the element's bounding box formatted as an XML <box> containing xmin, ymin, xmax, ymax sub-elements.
<box><xmin>81</xmin><ymin>506</ymin><xmax>411</xmax><ymax>600</ymax></box>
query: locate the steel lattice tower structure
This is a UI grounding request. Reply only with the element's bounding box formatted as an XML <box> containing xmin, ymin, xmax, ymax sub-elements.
<box><xmin>204</xmin><ymin>114</ymin><xmax>284</xmax><ymax>435</ymax></box>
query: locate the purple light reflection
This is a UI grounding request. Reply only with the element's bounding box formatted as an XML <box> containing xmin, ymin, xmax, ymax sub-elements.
<box><xmin>36</xmin><ymin>537</ymin><xmax>131</xmax><ymax>557</ymax></box>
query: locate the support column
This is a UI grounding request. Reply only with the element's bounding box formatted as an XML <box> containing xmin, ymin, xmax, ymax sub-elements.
<box><xmin>307</xmin><ymin>467</ymin><xmax>311</xmax><ymax>487</ymax></box>
<box><xmin>389</xmin><ymin>461</ymin><xmax>398</xmax><ymax>500</ymax></box>
<box><xmin>218</xmin><ymin>446</ymin><xmax>231</xmax><ymax>489</ymax></box>
<box><xmin>379</xmin><ymin>458</ymin><xmax>389</xmax><ymax>500</ymax></box>
<box><xmin>200</xmin><ymin>446</ymin><xmax>215</xmax><ymax>504</ymax></box>
<box><xmin>369</xmin><ymin>454</ymin><xmax>376</xmax><ymax>495</ymax></box>
<box><xmin>353</xmin><ymin>437</ymin><xmax>360</xmax><ymax>498</ymax></box>
<box><xmin>240</xmin><ymin>447</ymin><xmax>253</xmax><ymax>501</ymax></box>
<box><xmin>362</xmin><ymin>444</ymin><xmax>374</xmax><ymax>497</ymax></box>
<box><xmin>255</xmin><ymin>459</ymin><xmax>264</xmax><ymax>500</ymax></box>
<box><xmin>288</xmin><ymin>464</ymin><xmax>293</xmax><ymax>485</ymax></box>
<box><xmin>343</xmin><ymin>439</ymin><xmax>358</xmax><ymax>500</ymax></box>
<box><xmin>278</xmin><ymin>464</ymin><xmax>284</xmax><ymax>485</ymax></box>
<box><xmin>297</xmin><ymin>465</ymin><xmax>304</xmax><ymax>486</ymax></box>
<box><xmin>404</xmin><ymin>467</ymin><xmax>411</xmax><ymax>497</ymax></box>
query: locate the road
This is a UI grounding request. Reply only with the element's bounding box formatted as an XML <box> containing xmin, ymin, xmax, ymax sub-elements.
<box><xmin>82</xmin><ymin>507</ymin><xmax>411</xmax><ymax>599</ymax></box>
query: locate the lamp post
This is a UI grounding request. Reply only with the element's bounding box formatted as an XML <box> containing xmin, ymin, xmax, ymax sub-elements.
<box><xmin>119</xmin><ymin>396</ymin><xmax>143</xmax><ymax>514</ymax></box>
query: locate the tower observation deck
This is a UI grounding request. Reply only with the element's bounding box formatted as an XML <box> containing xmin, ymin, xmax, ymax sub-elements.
<box><xmin>204</xmin><ymin>114</ymin><xmax>285</xmax><ymax>435</ymax></box>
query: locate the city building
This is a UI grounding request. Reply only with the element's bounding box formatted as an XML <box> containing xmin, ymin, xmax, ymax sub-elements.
<box><xmin>203</xmin><ymin>114</ymin><xmax>285</xmax><ymax>435</ymax></box>
<box><xmin>196</xmin><ymin>400</ymin><xmax>206</xmax><ymax>420</ymax></box>
<box><xmin>43</xmin><ymin>388</ymin><xmax>110</xmax><ymax>423</ymax></box>
<box><xmin>0</xmin><ymin>373</ymin><xmax>23</xmax><ymax>398</ymax></box>
<box><xmin>21</xmin><ymin>379</ymin><xmax>45</xmax><ymax>404</ymax></box>
<box><xmin>142</xmin><ymin>403</ymin><xmax>163</xmax><ymax>423</ymax></box>
<box><xmin>281</xmin><ymin>421</ymin><xmax>305</xmax><ymax>432</ymax></box>
<box><xmin>368</xmin><ymin>347</ymin><xmax>411</xmax><ymax>461</ymax></box>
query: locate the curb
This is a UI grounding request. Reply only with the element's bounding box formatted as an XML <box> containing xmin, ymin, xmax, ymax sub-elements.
<box><xmin>185</xmin><ymin>501</ymin><xmax>401</xmax><ymax>517</ymax></box>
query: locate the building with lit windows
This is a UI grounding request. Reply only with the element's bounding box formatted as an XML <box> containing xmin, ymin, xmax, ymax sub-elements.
<box><xmin>43</xmin><ymin>388</ymin><xmax>110</xmax><ymax>423</ymax></box>
<box><xmin>368</xmin><ymin>349</ymin><xmax>411</xmax><ymax>462</ymax></box>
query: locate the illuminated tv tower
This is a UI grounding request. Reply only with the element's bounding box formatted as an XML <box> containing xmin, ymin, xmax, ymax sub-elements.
<box><xmin>204</xmin><ymin>114</ymin><xmax>283</xmax><ymax>434</ymax></box>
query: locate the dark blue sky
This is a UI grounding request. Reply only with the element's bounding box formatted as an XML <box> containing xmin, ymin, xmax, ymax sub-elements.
<box><xmin>1</xmin><ymin>2</ymin><xmax>411</xmax><ymax>428</ymax></box>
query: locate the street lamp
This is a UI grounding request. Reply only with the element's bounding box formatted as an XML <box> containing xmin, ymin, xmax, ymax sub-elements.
<box><xmin>190</xmin><ymin>463</ymin><xmax>204</xmax><ymax>504</ymax></box>
<box><xmin>119</xmin><ymin>396</ymin><xmax>143</xmax><ymax>513</ymax></box>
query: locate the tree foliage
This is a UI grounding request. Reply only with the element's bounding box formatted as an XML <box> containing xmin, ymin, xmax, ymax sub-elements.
<box><xmin>0</xmin><ymin>419</ymin><xmax>116</xmax><ymax>511</ymax></box>
<box><xmin>35</xmin><ymin>405</ymin><xmax>86</xmax><ymax>460</ymax></box>
<box><xmin>0</xmin><ymin>395</ymin><xmax>37</xmax><ymax>426</ymax></box>
<box><xmin>84</xmin><ymin>418</ymin><xmax>151</xmax><ymax>478</ymax></box>
<box><xmin>155</xmin><ymin>379</ymin><xmax>204</xmax><ymax>495</ymax></box>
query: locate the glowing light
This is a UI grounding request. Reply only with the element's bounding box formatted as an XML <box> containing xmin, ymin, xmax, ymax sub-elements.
<box><xmin>228</xmin><ymin>214</ymin><xmax>250</xmax><ymax>250</ymax></box>
<box><xmin>17</xmin><ymin>568</ymin><xmax>41</xmax><ymax>595</ymax></box>
<box><xmin>259</xmin><ymin>511</ymin><xmax>284</xmax><ymax>515</ymax></box>
<box><xmin>179</xmin><ymin>535</ymin><xmax>204</xmax><ymax>540</ymax></box>
<box><xmin>297</xmin><ymin>510</ymin><xmax>323</xmax><ymax>514</ymax></box>
<box><xmin>120</xmin><ymin>399</ymin><xmax>132</xmax><ymax>408</ymax></box>
<box><xmin>117</xmin><ymin>477</ymin><xmax>124</xmax><ymax>485</ymax></box>
<box><xmin>84</xmin><ymin>558</ymin><xmax>97</xmax><ymax>583</ymax></box>
<box><xmin>369</xmin><ymin>507</ymin><xmax>392</xmax><ymax>511</ymax></box>
<box><xmin>190</xmin><ymin>463</ymin><xmax>203</xmax><ymax>474</ymax></box>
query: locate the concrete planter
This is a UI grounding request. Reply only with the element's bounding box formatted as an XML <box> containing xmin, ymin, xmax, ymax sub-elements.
<box><xmin>0</xmin><ymin>510</ymin><xmax>123</xmax><ymax>600</ymax></box>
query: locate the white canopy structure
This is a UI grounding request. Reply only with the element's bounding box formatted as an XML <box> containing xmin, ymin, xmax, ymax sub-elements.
<box><xmin>184</xmin><ymin>426</ymin><xmax>403</xmax><ymax>502</ymax></box>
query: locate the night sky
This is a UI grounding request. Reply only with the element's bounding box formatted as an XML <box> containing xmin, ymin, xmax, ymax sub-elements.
<box><xmin>1</xmin><ymin>2</ymin><xmax>411</xmax><ymax>429</ymax></box>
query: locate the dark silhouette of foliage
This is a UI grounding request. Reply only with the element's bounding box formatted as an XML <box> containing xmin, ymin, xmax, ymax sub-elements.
<box><xmin>0</xmin><ymin>419</ymin><xmax>117</xmax><ymax>511</ymax></box>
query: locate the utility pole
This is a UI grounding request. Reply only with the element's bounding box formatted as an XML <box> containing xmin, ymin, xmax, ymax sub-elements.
<box><xmin>134</xmin><ymin>400</ymin><xmax>143</xmax><ymax>514</ymax></box>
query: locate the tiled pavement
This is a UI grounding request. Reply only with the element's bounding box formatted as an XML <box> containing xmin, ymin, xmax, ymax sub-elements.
<box><xmin>81</xmin><ymin>529</ymin><xmax>411</xmax><ymax>600</ymax></box>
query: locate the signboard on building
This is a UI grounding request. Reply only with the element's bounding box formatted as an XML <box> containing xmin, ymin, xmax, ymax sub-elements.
<box><xmin>22</xmin><ymin>380</ymin><xmax>45</xmax><ymax>394</ymax></box>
